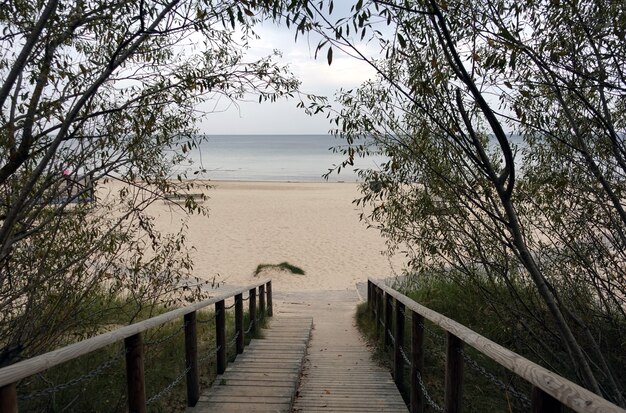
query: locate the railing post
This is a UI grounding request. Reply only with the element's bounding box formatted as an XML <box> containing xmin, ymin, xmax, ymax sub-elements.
<box><xmin>259</xmin><ymin>284</ymin><xmax>266</xmax><ymax>318</ymax></box>
<box><xmin>125</xmin><ymin>333</ymin><xmax>146</xmax><ymax>413</ymax></box>
<box><xmin>215</xmin><ymin>300</ymin><xmax>226</xmax><ymax>374</ymax></box>
<box><xmin>235</xmin><ymin>294</ymin><xmax>244</xmax><ymax>354</ymax></box>
<box><xmin>377</xmin><ymin>287</ymin><xmax>383</xmax><ymax>338</ymax></box>
<box><xmin>411</xmin><ymin>312</ymin><xmax>425</xmax><ymax>413</ymax></box>
<box><xmin>394</xmin><ymin>300</ymin><xmax>405</xmax><ymax>390</ymax></box>
<box><xmin>266</xmin><ymin>281</ymin><xmax>273</xmax><ymax>317</ymax></box>
<box><xmin>249</xmin><ymin>288</ymin><xmax>257</xmax><ymax>336</ymax></box>
<box><xmin>368</xmin><ymin>281</ymin><xmax>378</xmax><ymax>322</ymax></box>
<box><xmin>385</xmin><ymin>292</ymin><xmax>393</xmax><ymax>347</ymax></box>
<box><xmin>184</xmin><ymin>311</ymin><xmax>199</xmax><ymax>406</ymax></box>
<box><xmin>532</xmin><ymin>386</ymin><xmax>562</xmax><ymax>413</ymax></box>
<box><xmin>445</xmin><ymin>333</ymin><xmax>464</xmax><ymax>413</ymax></box>
<box><xmin>0</xmin><ymin>383</ymin><xmax>17</xmax><ymax>413</ymax></box>
<box><xmin>372</xmin><ymin>284</ymin><xmax>378</xmax><ymax>336</ymax></box>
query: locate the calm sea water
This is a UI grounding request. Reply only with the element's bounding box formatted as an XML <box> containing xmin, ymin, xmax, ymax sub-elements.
<box><xmin>183</xmin><ymin>134</ymin><xmax>385</xmax><ymax>182</ymax></box>
<box><xmin>179</xmin><ymin>134</ymin><xmax>524</xmax><ymax>182</ymax></box>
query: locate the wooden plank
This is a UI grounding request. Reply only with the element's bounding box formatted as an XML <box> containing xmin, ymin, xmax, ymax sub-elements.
<box><xmin>214</xmin><ymin>379</ymin><xmax>298</xmax><ymax>387</ymax></box>
<box><xmin>533</xmin><ymin>385</ymin><xmax>563</xmax><ymax>413</ymax></box>
<box><xmin>233</xmin><ymin>353</ymin><xmax>307</xmax><ymax>360</ymax></box>
<box><xmin>298</xmin><ymin>388</ymin><xmax>407</xmax><ymax>395</ymax></box>
<box><xmin>215</xmin><ymin>300</ymin><xmax>226</xmax><ymax>374</ymax></box>
<box><xmin>394</xmin><ymin>300</ymin><xmax>405</xmax><ymax>390</ymax></box>
<box><xmin>125</xmin><ymin>333</ymin><xmax>146</xmax><ymax>413</ymax></box>
<box><xmin>249</xmin><ymin>287</ymin><xmax>257</xmax><ymax>336</ymax></box>
<box><xmin>445</xmin><ymin>333</ymin><xmax>464</xmax><ymax>413</ymax></box>
<box><xmin>376</xmin><ymin>285</ymin><xmax>383</xmax><ymax>339</ymax></box>
<box><xmin>184</xmin><ymin>311</ymin><xmax>199</xmax><ymax>407</ymax></box>
<box><xmin>217</xmin><ymin>372</ymin><xmax>300</xmax><ymax>381</ymax></box>
<box><xmin>191</xmin><ymin>401</ymin><xmax>290</xmax><ymax>412</ymax></box>
<box><xmin>0</xmin><ymin>383</ymin><xmax>17</xmax><ymax>413</ymax></box>
<box><xmin>369</xmin><ymin>278</ymin><xmax>626</xmax><ymax>413</ymax></box>
<box><xmin>266</xmin><ymin>281</ymin><xmax>273</xmax><ymax>316</ymax></box>
<box><xmin>259</xmin><ymin>284</ymin><xmax>266</xmax><ymax>316</ymax></box>
<box><xmin>385</xmin><ymin>292</ymin><xmax>393</xmax><ymax>347</ymax></box>
<box><xmin>411</xmin><ymin>312</ymin><xmax>425</xmax><ymax>413</ymax></box>
<box><xmin>208</xmin><ymin>386</ymin><xmax>295</xmax><ymax>397</ymax></box>
<box><xmin>235</xmin><ymin>294</ymin><xmax>244</xmax><ymax>354</ymax></box>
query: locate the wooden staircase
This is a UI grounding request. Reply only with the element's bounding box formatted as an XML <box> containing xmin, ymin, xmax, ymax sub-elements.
<box><xmin>188</xmin><ymin>316</ymin><xmax>313</xmax><ymax>412</ymax></box>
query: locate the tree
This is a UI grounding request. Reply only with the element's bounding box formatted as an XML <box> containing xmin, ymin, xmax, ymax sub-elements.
<box><xmin>279</xmin><ymin>0</ymin><xmax>626</xmax><ymax>404</ymax></box>
<box><xmin>0</xmin><ymin>0</ymin><xmax>311</xmax><ymax>367</ymax></box>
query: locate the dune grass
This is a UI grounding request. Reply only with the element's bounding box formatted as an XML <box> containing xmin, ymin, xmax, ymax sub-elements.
<box><xmin>254</xmin><ymin>261</ymin><xmax>305</xmax><ymax>276</ymax></box>
<box><xmin>356</xmin><ymin>276</ymin><xmax>626</xmax><ymax>412</ymax></box>
<box><xmin>355</xmin><ymin>280</ymin><xmax>533</xmax><ymax>412</ymax></box>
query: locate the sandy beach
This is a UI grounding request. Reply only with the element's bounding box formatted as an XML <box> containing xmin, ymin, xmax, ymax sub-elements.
<box><xmin>143</xmin><ymin>181</ymin><xmax>406</xmax><ymax>292</ymax></box>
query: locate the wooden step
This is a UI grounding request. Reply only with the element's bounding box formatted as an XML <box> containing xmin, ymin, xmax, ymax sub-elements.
<box><xmin>187</xmin><ymin>317</ymin><xmax>312</xmax><ymax>413</ymax></box>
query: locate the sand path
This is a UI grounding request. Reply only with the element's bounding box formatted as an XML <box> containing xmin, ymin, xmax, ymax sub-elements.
<box><xmin>275</xmin><ymin>290</ymin><xmax>407</xmax><ymax>412</ymax></box>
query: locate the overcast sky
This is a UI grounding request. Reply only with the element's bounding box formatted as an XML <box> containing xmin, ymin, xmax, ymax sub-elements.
<box><xmin>197</xmin><ymin>21</ymin><xmax>378</xmax><ymax>135</ymax></box>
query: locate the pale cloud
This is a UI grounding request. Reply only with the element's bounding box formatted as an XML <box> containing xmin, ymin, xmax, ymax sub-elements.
<box><xmin>196</xmin><ymin>21</ymin><xmax>379</xmax><ymax>134</ymax></box>
<box><xmin>249</xmin><ymin>23</ymin><xmax>378</xmax><ymax>94</ymax></box>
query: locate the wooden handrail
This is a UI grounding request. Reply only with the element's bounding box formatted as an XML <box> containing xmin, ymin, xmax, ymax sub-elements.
<box><xmin>0</xmin><ymin>279</ymin><xmax>272</xmax><ymax>411</ymax></box>
<box><xmin>368</xmin><ymin>278</ymin><xmax>626</xmax><ymax>413</ymax></box>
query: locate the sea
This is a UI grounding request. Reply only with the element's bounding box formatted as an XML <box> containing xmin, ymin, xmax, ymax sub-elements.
<box><xmin>179</xmin><ymin>134</ymin><xmax>525</xmax><ymax>182</ymax></box>
<box><xmin>181</xmin><ymin>134</ymin><xmax>385</xmax><ymax>182</ymax></box>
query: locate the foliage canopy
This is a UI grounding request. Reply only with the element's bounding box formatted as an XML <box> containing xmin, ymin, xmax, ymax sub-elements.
<box><xmin>279</xmin><ymin>0</ymin><xmax>626</xmax><ymax>405</ymax></box>
<box><xmin>0</xmin><ymin>0</ymin><xmax>316</xmax><ymax>368</ymax></box>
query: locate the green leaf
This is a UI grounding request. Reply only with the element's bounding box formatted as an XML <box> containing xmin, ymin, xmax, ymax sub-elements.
<box><xmin>327</xmin><ymin>46</ymin><xmax>333</xmax><ymax>65</ymax></box>
<box><xmin>397</xmin><ymin>33</ymin><xmax>406</xmax><ymax>48</ymax></box>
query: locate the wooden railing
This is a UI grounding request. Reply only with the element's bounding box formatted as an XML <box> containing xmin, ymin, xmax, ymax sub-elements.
<box><xmin>367</xmin><ymin>278</ymin><xmax>626</xmax><ymax>413</ymax></box>
<box><xmin>0</xmin><ymin>279</ymin><xmax>273</xmax><ymax>413</ymax></box>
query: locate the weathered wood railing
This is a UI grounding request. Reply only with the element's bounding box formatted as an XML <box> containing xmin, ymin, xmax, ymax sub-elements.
<box><xmin>0</xmin><ymin>279</ymin><xmax>273</xmax><ymax>413</ymax></box>
<box><xmin>367</xmin><ymin>278</ymin><xmax>626</xmax><ymax>413</ymax></box>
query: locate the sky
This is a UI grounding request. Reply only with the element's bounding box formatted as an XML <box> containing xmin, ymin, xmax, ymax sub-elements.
<box><xmin>197</xmin><ymin>21</ymin><xmax>379</xmax><ymax>135</ymax></box>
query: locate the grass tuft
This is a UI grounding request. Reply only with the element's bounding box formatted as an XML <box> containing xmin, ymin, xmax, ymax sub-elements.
<box><xmin>254</xmin><ymin>261</ymin><xmax>305</xmax><ymax>276</ymax></box>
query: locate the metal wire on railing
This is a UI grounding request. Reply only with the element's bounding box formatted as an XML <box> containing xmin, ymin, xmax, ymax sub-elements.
<box><xmin>144</xmin><ymin>321</ymin><xmax>187</xmax><ymax>346</ymax></box>
<box><xmin>244</xmin><ymin>319</ymin><xmax>254</xmax><ymax>334</ymax></box>
<box><xmin>228</xmin><ymin>331</ymin><xmax>240</xmax><ymax>349</ymax></box>
<box><xmin>198</xmin><ymin>344</ymin><xmax>221</xmax><ymax>364</ymax></box>
<box><xmin>416</xmin><ymin>319</ymin><xmax>446</xmax><ymax>344</ymax></box>
<box><xmin>459</xmin><ymin>349</ymin><xmax>531</xmax><ymax>407</ymax></box>
<box><xmin>146</xmin><ymin>365</ymin><xmax>191</xmax><ymax>405</ymax></box>
<box><xmin>18</xmin><ymin>349</ymin><xmax>126</xmax><ymax>401</ymax></box>
<box><xmin>197</xmin><ymin>310</ymin><xmax>218</xmax><ymax>324</ymax></box>
<box><xmin>397</xmin><ymin>344</ymin><xmax>446</xmax><ymax>412</ymax></box>
<box><xmin>416</xmin><ymin>369</ymin><xmax>446</xmax><ymax>412</ymax></box>
<box><xmin>399</xmin><ymin>344</ymin><xmax>411</xmax><ymax>365</ymax></box>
